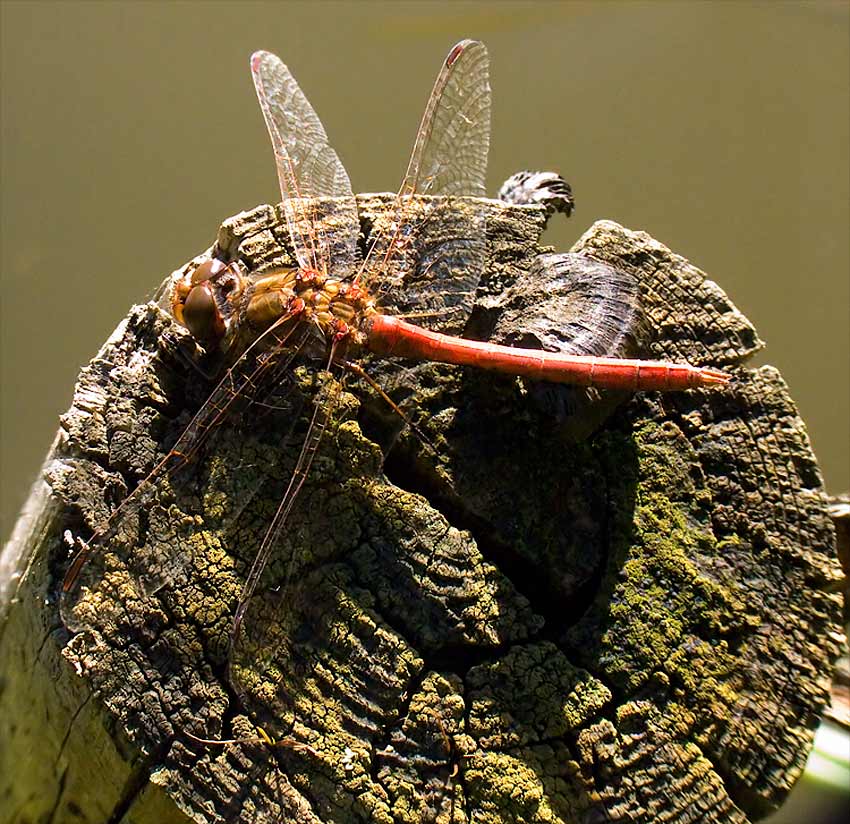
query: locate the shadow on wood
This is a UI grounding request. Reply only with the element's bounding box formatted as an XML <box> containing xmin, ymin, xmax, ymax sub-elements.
<box><xmin>0</xmin><ymin>196</ymin><xmax>843</xmax><ymax>824</ymax></box>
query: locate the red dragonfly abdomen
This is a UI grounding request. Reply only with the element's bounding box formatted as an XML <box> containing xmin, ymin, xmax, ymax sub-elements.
<box><xmin>365</xmin><ymin>314</ymin><xmax>729</xmax><ymax>390</ymax></box>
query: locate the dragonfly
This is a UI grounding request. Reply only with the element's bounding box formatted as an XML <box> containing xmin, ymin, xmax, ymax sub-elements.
<box><xmin>61</xmin><ymin>39</ymin><xmax>729</xmax><ymax>767</ymax></box>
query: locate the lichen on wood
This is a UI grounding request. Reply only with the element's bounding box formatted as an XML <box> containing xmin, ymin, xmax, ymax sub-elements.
<box><xmin>0</xmin><ymin>196</ymin><xmax>843</xmax><ymax>824</ymax></box>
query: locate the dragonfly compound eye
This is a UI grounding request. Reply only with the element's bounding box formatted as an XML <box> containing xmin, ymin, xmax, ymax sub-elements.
<box><xmin>182</xmin><ymin>281</ymin><xmax>226</xmax><ymax>347</ymax></box>
<box><xmin>191</xmin><ymin>257</ymin><xmax>227</xmax><ymax>286</ymax></box>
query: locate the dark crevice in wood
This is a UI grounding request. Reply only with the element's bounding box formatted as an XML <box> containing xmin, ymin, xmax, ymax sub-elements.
<box><xmin>5</xmin><ymin>201</ymin><xmax>841</xmax><ymax>823</ymax></box>
<box><xmin>105</xmin><ymin>737</ymin><xmax>173</xmax><ymax>824</ymax></box>
<box><xmin>379</xmin><ymin>436</ymin><xmax>591</xmax><ymax>643</ymax></box>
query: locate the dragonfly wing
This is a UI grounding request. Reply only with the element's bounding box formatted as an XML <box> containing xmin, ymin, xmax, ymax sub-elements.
<box><xmin>59</xmin><ymin>316</ymin><xmax>315</xmax><ymax>635</ymax></box>
<box><xmin>359</xmin><ymin>196</ymin><xmax>486</xmax><ymax>335</ymax></box>
<box><xmin>362</xmin><ymin>40</ymin><xmax>491</xmax><ymax>333</ymax></box>
<box><xmin>400</xmin><ymin>39</ymin><xmax>491</xmax><ymax>199</ymax></box>
<box><xmin>230</xmin><ymin>369</ymin><xmax>342</xmax><ymax>648</ymax></box>
<box><xmin>494</xmin><ymin>253</ymin><xmax>646</xmax><ymax>359</ymax></box>
<box><xmin>251</xmin><ymin>51</ymin><xmax>361</xmax><ymax>279</ymax></box>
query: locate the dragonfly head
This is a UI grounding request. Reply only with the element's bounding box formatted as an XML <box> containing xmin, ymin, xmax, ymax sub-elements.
<box><xmin>171</xmin><ymin>257</ymin><xmax>246</xmax><ymax>352</ymax></box>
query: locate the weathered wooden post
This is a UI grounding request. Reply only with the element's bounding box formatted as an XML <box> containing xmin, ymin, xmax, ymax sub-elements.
<box><xmin>0</xmin><ymin>196</ymin><xmax>843</xmax><ymax>823</ymax></box>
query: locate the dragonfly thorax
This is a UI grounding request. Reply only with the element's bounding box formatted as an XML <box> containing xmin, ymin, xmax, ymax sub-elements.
<box><xmin>170</xmin><ymin>257</ymin><xmax>376</xmax><ymax>362</ymax></box>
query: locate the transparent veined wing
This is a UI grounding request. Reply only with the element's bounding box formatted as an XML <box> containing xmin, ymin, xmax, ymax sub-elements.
<box><xmin>362</xmin><ymin>40</ymin><xmax>491</xmax><ymax>333</ymax></box>
<box><xmin>251</xmin><ymin>50</ymin><xmax>361</xmax><ymax>280</ymax></box>
<box><xmin>400</xmin><ymin>38</ymin><xmax>491</xmax><ymax>199</ymax></box>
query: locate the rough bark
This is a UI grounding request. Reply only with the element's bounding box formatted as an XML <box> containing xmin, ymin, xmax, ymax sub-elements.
<box><xmin>0</xmin><ymin>196</ymin><xmax>843</xmax><ymax>824</ymax></box>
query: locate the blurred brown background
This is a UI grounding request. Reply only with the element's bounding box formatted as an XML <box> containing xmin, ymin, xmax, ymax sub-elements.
<box><xmin>2</xmin><ymin>1</ymin><xmax>847</xmax><ymax>541</ymax></box>
<box><xmin>1</xmin><ymin>2</ymin><xmax>848</xmax><ymax>819</ymax></box>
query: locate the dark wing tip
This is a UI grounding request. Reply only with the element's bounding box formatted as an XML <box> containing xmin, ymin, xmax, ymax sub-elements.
<box><xmin>446</xmin><ymin>38</ymin><xmax>484</xmax><ymax>67</ymax></box>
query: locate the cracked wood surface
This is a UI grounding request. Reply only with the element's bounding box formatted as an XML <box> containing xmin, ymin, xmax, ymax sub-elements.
<box><xmin>0</xmin><ymin>196</ymin><xmax>844</xmax><ymax>824</ymax></box>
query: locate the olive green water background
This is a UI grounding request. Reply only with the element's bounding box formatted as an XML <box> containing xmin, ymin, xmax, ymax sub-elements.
<box><xmin>0</xmin><ymin>1</ymin><xmax>848</xmax><ymax>819</ymax></box>
<box><xmin>2</xmin><ymin>0</ymin><xmax>848</xmax><ymax>539</ymax></box>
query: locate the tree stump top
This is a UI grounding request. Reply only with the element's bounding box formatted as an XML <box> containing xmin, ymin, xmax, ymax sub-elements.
<box><xmin>0</xmin><ymin>194</ymin><xmax>843</xmax><ymax>824</ymax></box>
